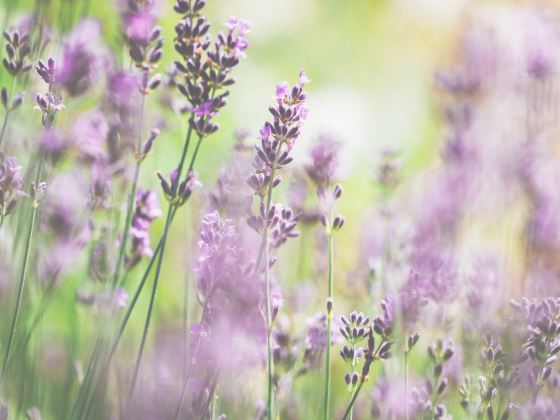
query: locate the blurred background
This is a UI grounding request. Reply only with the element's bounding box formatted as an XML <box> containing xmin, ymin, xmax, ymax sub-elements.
<box><xmin>2</xmin><ymin>0</ymin><xmax>560</xmax><ymax>418</ymax></box>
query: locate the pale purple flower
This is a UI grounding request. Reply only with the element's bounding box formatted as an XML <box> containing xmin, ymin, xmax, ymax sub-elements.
<box><xmin>57</xmin><ymin>19</ymin><xmax>107</xmax><ymax>96</ymax></box>
<box><xmin>127</xmin><ymin>189</ymin><xmax>162</xmax><ymax>267</ymax></box>
<box><xmin>0</xmin><ymin>156</ymin><xmax>24</xmax><ymax>217</ymax></box>
<box><xmin>306</xmin><ymin>133</ymin><xmax>341</xmax><ymax>189</ymax></box>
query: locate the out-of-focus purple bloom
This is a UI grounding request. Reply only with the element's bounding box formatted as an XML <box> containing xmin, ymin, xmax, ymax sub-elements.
<box><xmin>0</xmin><ymin>156</ymin><xmax>24</xmax><ymax>218</ymax></box>
<box><xmin>222</xmin><ymin>17</ymin><xmax>250</xmax><ymax>59</ymax></box>
<box><xmin>40</xmin><ymin>129</ymin><xmax>67</xmax><ymax>164</ymax></box>
<box><xmin>57</xmin><ymin>19</ymin><xmax>107</xmax><ymax>96</ymax></box>
<box><xmin>70</xmin><ymin>110</ymin><xmax>109</xmax><ymax>162</ymax></box>
<box><xmin>42</xmin><ymin>173</ymin><xmax>87</xmax><ymax>239</ymax></box>
<box><xmin>306</xmin><ymin>133</ymin><xmax>341</xmax><ymax>191</ymax></box>
<box><xmin>127</xmin><ymin>189</ymin><xmax>161</xmax><ymax>268</ymax></box>
<box><xmin>76</xmin><ymin>287</ymin><xmax>129</xmax><ymax>311</ymax></box>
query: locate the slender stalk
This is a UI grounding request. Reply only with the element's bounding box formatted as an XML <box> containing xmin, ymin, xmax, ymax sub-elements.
<box><xmin>112</xmin><ymin>161</ymin><xmax>141</xmax><ymax>289</ymax></box>
<box><xmin>125</xmin><ymin>203</ymin><xmax>174</xmax><ymax>409</ymax></box>
<box><xmin>341</xmin><ymin>339</ymin><xmax>386</xmax><ymax>420</ymax></box>
<box><xmin>323</xmin><ymin>231</ymin><xmax>334</xmax><ymax>420</ymax></box>
<box><xmin>112</xmin><ymin>94</ymin><xmax>146</xmax><ymax>289</ymax></box>
<box><xmin>264</xmin><ymin>232</ymin><xmax>274</xmax><ymax>420</ymax></box>
<box><xmin>1</xmin><ymin>198</ymin><xmax>39</xmax><ymax>379</ymax></box>
<box><xmin>257</xmin><ymin>160</ymin><xmax>278</xmax><ymax>420</ymax></box>
<box><xmin>348</xmin><ymin>342</ymin><xmax>356</xmax><ymax>420</ymax></box>
<box><xmin>405</xmin><ymin>350</ymin><xmax>409</xmax><ymax>420</ymax></box>
<box><xmin>342</xmin><ymin>381</ymin><xmax>363</xmax><ymax>420</ymax></box>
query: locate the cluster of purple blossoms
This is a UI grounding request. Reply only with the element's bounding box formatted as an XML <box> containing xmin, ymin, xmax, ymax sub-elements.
<box><xmin>2</xmin><ymin>28</ymin><xmax>32</xmax><ymax>77</ymax></box>
<box><xmin>56</xmin><ymin>19</ymin><xmax>108</xmax><ymax>97</ymax></box>
<box><xmin>512</xmin><ymin>297</ymin><xmax>560</xmax><ymax>395</ymax></box>
<box><xmin>121</xmin><ymin>0</ymin><xmax>164</xmax><ymax>95</ymax></box>
<box><xmin>0</xmin><ymin>157</ymin><xmax>24</xmax><ymax>220</ymax></box>
<box><xmin>246</xmin><ymin>72</ymin><xmax>310</xmax><ymax>240</ymax></box>
<box><xmin>305</xmin><ymin>133</ymin><xmax>340</xmax><ymax>193</ymax></box>
<box><xmin>35</xmin><ymin>58</ymin><xmax>65</xmax><ymax>129</ymax></box>
<box><xmin>173</xmin><ymin>0</ymin><xmax>250</xmax><ymax>136</ymax></box>
<box><xmin>126</xmin><ymin>189</ymin><xmax>162</xmax><ymax>269</ymax></box>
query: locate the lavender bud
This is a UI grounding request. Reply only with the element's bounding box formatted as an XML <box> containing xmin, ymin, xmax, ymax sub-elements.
<box><xmin>344</xmin><ymin>372</ymin><xmax>351</xmax><ymax>385</ymax></box>
<box><xmin>11</xmin><ymin>92</ymin><xmax>24</xmax><ymax>109</ymax></box>
<box><xmin>326</xmin><ymin>298</ymin><xmax>333</xmax><ymax>314</ymax></box>
<box><xmin>332</xmin><ymin>183</ymin><xmax>342</xmax><ymax>199</ymax></box>
<box><xmin>30</xmin><ymin>181</ymin><xmax>47</xmax><ymax>205</ymax></box>
<box><xmin>408</xmin><ymin>332</ymin><xmax>420</xmax><ymax>350</ymax></box>
<box><xmin>437</xmin><ymin>378</ymin><xmax>448</xmax><ymax>394</ymax></box>
<box><xmin>332</xmin><ymin>215</ymin><xmax>345</xmax><ymax>231</ymax></box>
<box><xmin>143</xmin><ymin>128</ymin><xmax>160</xmax><ymax>156</ymax></box>
<box><xmin>148</xmin><ymin>74</ymin><xmax>162</xmax><ymax>91</ymax></box>
<box><xmin>1</xmin><ymin>88</ymin><xmax>7</xmax><ymax>108</ymax></box>
<box><xmin>351</xmin><ymin>372</ymin><xmax>359</xmax><ymax>386</ymax></box>
<box><xmin>542</xmin><ymin>366</ymin><xmax>552</xmax><ymax>381</ymax></box>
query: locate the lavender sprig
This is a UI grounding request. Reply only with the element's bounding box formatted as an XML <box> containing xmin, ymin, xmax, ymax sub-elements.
<box><xmin>341</xmin><ymin>298</ymin><xmax>394</xmax><ymax>420</ymax></box>
<box><xmin>247</xmin><ymin>72</ymin><xmax>309</xmax><ymax>419</ymax></box>
<box><xmin>0</xmin><ymin>28</ymin><xmax>30</xmax><ymax>148</ymax></box>
<box><xmin>1</xmin><ymin>181</ymin><xmax>46</xmax><ymax>380</ymax></box>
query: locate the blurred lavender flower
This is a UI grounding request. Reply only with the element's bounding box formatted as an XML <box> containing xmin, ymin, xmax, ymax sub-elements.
<box><xmin>57</xmin><ymin>19</ymin><xmax>108</xmax><ymax>96</ymax></box>
<box><xmin>126</xmin><ymin>189</ymin><xmax>162</xmax><ymax>269</ymax></box>
<box><xmin>305</xmin><ymin>133</ymin><xmax>340</xmax><ymax>193</ymax></box>
<box><xmin>2</xmin><ymin>28</ymin><xmax>32</xmax><ymax>77</ymax></box>
<box><xmin>0</xmin><ymin>156</ymin><xmax>24</xmax><ymax>219</ymax></box>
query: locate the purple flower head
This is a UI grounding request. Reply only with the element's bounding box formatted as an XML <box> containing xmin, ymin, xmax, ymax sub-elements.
<box><xmin>35</xmin><ymin>91</ymin><xmax>64</xmax><ymax>129</ymax></box>
<box><xmin>223</xmin><ymin>17</ymin><xmax>250</xmax><ymax>59</ymax></box>
<box><xmin>247</xmin><ymin>73</ymin><xmax>309</xmax><ymax>199</ymax></box>
<box><xmin>275</xmin><ymin>82</ymin><xmax>289</xmax><ymax>101</ymax></box>
<box><xmin>373</xmin><ymin>296</ymin><xmax>395</xmax><ymax>338</ymax></box>
<box><xmin>40</xmin><ymin>129</ymin><xmax>67</xmax><ymax>164</ymax></box>
<box><xmin>306</xmin><ymin>133</ymin><xmax>341</xmax><ymax>189</ymax></box>
<box><xmin>3</xmin><ymin>27</ymin><xmax>32</xmax><ymax>77</ymax></box>
<box><xmin>57</xmin><ymin>19</ymin><xmax>107</xmax><ymax>96</ymax></box>
<box><xmin>36</xmin><ymin>57</ymin><xmax>57</xmax><ymax>85</ymax></box>
<box><xmin>0</xmin><ymin>156</ymin><xmax>24</xmax><ymax>217</ymax></box>
<box><xmin>42</xmin><ymin>173</ymin><xmax>87</xmax><ymax>239</ymax></box>
<box><xmin>192</xmin><ymin>100</ymin><xmax>216</xmax><ymax>118</ymax></box>
<box><xmin>127</xmin><ymin>189</ymin><xmax>162</xmax><ymax>268</ymax></box>
<box><xmin>71</xmin><ymin>110</ymin><xmax>109</xmax><ymax>162</ymax></box>
<box><xmin>125</xmin><ymin>13</ymin><xmax>155</xmax><ymax>43</ymax></box>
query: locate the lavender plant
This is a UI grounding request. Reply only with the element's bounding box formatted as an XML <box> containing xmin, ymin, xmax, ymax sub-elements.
<box><xmin>0</xmin><ymin>1</ymin><xmax>560</xmax><ymax>419</ymax></box>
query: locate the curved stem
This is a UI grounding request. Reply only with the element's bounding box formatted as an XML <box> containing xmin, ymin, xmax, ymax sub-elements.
<box><xmin>113</xmin><ymin>161</ymin><xmax>141</xmax><ymax>289</ymax></box>
<box><xmin>323</xmin><ymin>231</ymin><xmax>334</xmax><ymax>420</ymax></box>
<box><xmin>342</xmin><ymin>381</ymin><xmax>363</xmax><ymax>420</ymax></box>
<box><xmin>405</xmin><ymin>351</ymin><xmax>409</xmax><ymax>420</ymax></box>
<box><xmin>1</xmin><ymin>199</ymin><xmax>38</xmax><ymax>380</ymax></box>
<box><xmin>112</xmin><ymin>93</ymin><xmax>146</xmax><ymax>289</ymax></box>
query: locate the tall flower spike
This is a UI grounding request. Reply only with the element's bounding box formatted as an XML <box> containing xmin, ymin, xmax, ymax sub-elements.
<box><xmin>173</xmin><ymin>0</ymin><xmax>250</xmax><ymax>136</ymax></box>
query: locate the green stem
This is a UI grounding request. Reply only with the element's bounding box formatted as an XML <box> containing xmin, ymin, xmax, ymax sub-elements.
<box><xmin>112</xmin><ymin>94</ymin><xmax>146</xmax><ymax>289</ymax></box>
<box><xmin>342</xmin><ymin>381</ymin><xmax>363</xmax><ymax>420</ymax></box>
<box><xmin>125</xmin><ymin>203</ymin><xmax>174</xmax><ymax>409</ymax></box>
<box><xmin>405</xmin><ymin>351</ymin><xmax>409</xmax><ymax>420</ymax></box>
<box><xmin>260</xmin><ymin>162</ymin><xmax>277</xmax><ymax>420</ymax></box>
<box><xmin>323</xmin><ymin>231</ymin><xmax>334</xmax><ymax>420</ymax></box>
<box><xmin>1</xmin><ymin>198</ymin><xmax>38</xmax><ymax>379</ymax></box>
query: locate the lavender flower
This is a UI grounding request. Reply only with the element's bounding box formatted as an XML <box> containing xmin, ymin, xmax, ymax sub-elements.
<box><xmin>57</xmin><ymin>19</ymin><xmax>107</xmax><ymax>96</ymax></box>
<box><xmin>0</xmin><ymin>156</ymin><xmax>24</xmax><ymax>219</ymax></box>
<box><xmin>173</xmin><ymin>0</ymin><xmax>250</xmax><ymax>136</ymax></box>
<box><xmin>2</xmin><ymin>28</ymin><xmax>32</xmax><ymax>77</ymax></box>
<box><xmin>126</xmin><ymin>189</ymin><xmax>162</xmax><ymax>269</ymax></box>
